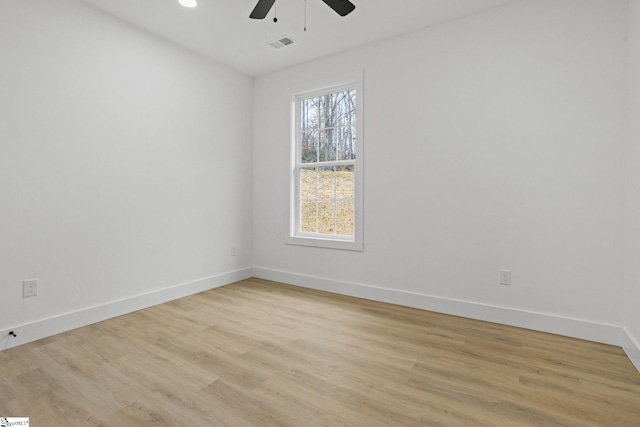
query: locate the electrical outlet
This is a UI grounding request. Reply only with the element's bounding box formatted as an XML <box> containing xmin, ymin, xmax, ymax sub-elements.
<box><xmin>499</xmin><ymin>270</ymin><xmax>511</xmax><ymax>286</ymax></box>
<box><xmin>23</xmin><ymin>279</ymin><xmax>38</xmax><ymax>297</ymax></box>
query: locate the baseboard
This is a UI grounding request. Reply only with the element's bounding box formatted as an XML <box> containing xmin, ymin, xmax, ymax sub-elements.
<box><xmin>4</xmin><ymin>265</ymin><xmax>631</xmax><ymax>366</ymax></box>
<box><xmin>622</xmin><ymin>328</ymin><xmax>640</xmax><ymax>372</ymax></box>
<box><xmin>252</xmin><ymin>267</ymin><xmax>623</xmax><ymax>347</ymax></box>
<box><xmin>0</xmin><ymin>267</ymin><xmax>253</xmax><ymax>351</ymax></box>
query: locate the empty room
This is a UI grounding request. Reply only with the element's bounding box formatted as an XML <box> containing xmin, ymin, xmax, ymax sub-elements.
<box><xmin>2</xmin><ymin>0</ymin><xmax>640</xmax><ymax>425</ymax></box>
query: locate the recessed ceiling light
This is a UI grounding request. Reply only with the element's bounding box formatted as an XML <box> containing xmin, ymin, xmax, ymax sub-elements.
<box><xmin>178</xmin><ymin>0</ymin><xmax>197</xmax><ymax>8</ymax></box>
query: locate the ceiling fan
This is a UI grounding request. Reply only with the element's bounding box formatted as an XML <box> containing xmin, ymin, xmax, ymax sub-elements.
<box><xmin>249</xmin><ymin>0</ymin><xmax>356</xmax><ymax>19</ymax></box>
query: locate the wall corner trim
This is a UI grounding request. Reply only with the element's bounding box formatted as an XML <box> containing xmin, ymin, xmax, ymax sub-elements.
<box><xmin>0</xmin><ymin>267</ymin><xmax>253</xmax><ymax>351</ymax></box>
<box><xmin>252</xmin><ymin>267</ymin><xmax>625</xmax><ymax>349</ymax></box>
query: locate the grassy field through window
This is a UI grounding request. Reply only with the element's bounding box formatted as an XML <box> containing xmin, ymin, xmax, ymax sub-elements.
<box><xmin>300</xmin><ymin>168</ymin><xmax>355</xmax><ymax>236</ymax></box>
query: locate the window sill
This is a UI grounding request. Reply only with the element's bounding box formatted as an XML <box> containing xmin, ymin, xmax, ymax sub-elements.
<box><xmin>286</xmin><ymin>235</ymin><xmax>363</xmax><ymax>251</ymax></box>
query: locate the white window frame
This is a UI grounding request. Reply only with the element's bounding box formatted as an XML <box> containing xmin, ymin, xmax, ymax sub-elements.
<box><xmin>287</xmin><ymin>72</ymin><xmax>364</xmax><ymax>251</ymax></box>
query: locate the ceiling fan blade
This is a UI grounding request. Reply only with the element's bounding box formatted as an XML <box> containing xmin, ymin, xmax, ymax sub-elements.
<box><xmin>250</xmin><ymin>0</ymin><xmax>276</xmax><ymax>19</ymax></box>
<box><xmin>321</xmin><ymin>0</ymin><xmax>356</xmax><ymax>16</ymax></box>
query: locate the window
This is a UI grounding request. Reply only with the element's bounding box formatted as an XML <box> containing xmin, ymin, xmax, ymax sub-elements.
<box><xmin>289</xmin><ymin>76</ymin><xmax>363</xmax><ymax>251</ymax></box>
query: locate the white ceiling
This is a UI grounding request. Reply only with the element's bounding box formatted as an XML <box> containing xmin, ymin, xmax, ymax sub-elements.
<box><xmin>78</xmin><ymin>0</ymin><xmax>518</xmax><ymax>76</ymax></box>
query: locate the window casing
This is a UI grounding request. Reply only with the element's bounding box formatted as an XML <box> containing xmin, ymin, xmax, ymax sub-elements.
<box><xmin>288</xmin><ymin>76</ymin><xmax>363</xmax><ymax>251</ymax></box>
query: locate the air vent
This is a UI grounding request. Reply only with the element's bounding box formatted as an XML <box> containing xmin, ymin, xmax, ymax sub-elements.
<box><xmin>268</xmin><ymin>36</ymin><xmax>295</xmax><ymax>49</ymax></box>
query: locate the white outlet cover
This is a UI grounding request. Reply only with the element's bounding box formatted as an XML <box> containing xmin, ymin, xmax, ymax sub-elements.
<box><xmin>499</xmin><ymin>270</ymin><xmax>511</xmax><ymax>286</ymax></box>
<box><xmin>23</xmin><ymin>279</ymin><xmax>38</xmax><ymax>297</ymax></box>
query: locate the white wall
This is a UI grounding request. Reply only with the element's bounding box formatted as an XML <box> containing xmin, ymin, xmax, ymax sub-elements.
<box><xmin>253</xmin><ymin>0</ymin><xmax>628</xmax><ymax>341</ymax></box>
<box><xmin>624</xmin><ymin>0</ymin><xmax>640</xmax><ymax>368</ymax></box>
<box><xmin>0</xmin><ymin>0</ymin><xmax>253</xmax><ymax>347</ymax></box>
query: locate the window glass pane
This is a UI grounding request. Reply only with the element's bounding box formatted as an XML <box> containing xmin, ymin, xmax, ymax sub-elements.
<box><xmin>319</xmin><ymin>94</ymin><xmax>331</xmax><ymax>129</ymax></box>
<box><xmin>317</xmin><ymin>202</ymin><xmax>335</xmax><ymax>234</ymax></box>
<box><xmin>327</xmin><ymin>129</ymin><xmax>338</xmax><ymax>162</ymax></box>
<box><xmin>301</xmin><ymin>97</ymin><xmax>319</xmax><ymax>131</ymax></box>
<box><xmin>335</xmin><ymin>90</ymin><xmax>355</xmax><ymax>129</ymax></box>
<box><xmin>335</xmin><ymin>166</ymin><xmax>354</xmax><ymax>200</ymax></box>
<box><xmin>317</xmin><ymin>130</ymin><xmax>337</xmax><ymax>162</ymax></box>
<box><xmin>300</xmin><ymin>168</ymin><xmax>317</xmax><ymax>200</ymax></box>
<box><xmin>301</xmin><ymin>130</ymin><xmax>317</xmax><ymax>163</ymax></box>
<box><xmin>351</xmin><ymin>128</ymin><xmax>357</xmax><ymax>159</ymax></box>
<box><xmin>336</xmin><ymin>201</ymin><xmax>355</xmax><ymax>236</ymax></box>
<box><xmin>317</xmin><ymin>167</ymin><xmax>335</xmax><ymax>200</ymax></box>
<box><xmin>300</xmin><ymin>201</ymin><xmax>317</xmax><ymax>233</ymax></box>
<box><xmin>337</xmin><ymin>127</ymin><xmax>355</xmax><ymax>161</ymax></box>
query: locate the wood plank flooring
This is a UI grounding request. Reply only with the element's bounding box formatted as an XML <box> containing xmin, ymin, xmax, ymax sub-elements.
<box><xmin>1</xmin><ymin>278</ymin><xmax>639</xmax><ymax>426</ymax></box>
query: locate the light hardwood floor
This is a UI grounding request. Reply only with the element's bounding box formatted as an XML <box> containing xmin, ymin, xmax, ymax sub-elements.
<box><xmin>1</xmin><ymin>278</ymin><xmax>639</xmax><ymax>426</ymax></box>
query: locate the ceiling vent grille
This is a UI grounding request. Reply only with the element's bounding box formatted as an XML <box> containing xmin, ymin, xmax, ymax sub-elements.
<box><xmin>268</xmin><ymin>36</ymin><xmax>295</xmax><ymax>49</ymax></box>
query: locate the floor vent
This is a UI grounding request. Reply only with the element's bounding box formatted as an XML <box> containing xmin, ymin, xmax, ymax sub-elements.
<box><xmin>268</xmin><ymin>36</ymin><xmax>295</xmax><ymax>49</ymax></box>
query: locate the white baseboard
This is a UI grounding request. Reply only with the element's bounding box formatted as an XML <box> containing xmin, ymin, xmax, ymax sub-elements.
<box><xmin>252</xmin><ymin>267</ymin><xmax>623</xmax><ymax>347</ymax></box>
<box><xmin>4</xmin><ymin>265</ymin><xmax>634</xmax><ymax>372</ymax></box>
<box><xmin>0</xmin><ymin>267</ymin><xmax>253</xmax><ymax>351</ymax></box>
<box><xmin>622</xmin><ymin>329</ymin><xmax>640</xmax><ymax>372</ymax></box>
